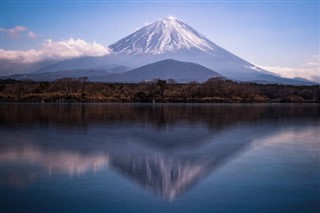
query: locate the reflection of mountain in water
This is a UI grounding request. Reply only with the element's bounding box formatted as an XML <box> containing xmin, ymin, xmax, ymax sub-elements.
<box><xmin>1</xmin><ymin>104</ymin><xmax>319</xmax><ymax>199</ymax></box>
<box><xmin>111</xmin><ymin>154</ymin><xmax>210</xmax><ymax>200</ymax></box>
<box><xmin>0</xmin><ymin>127</ymin><xmax>250</xmax><ymax>200</ymax></box>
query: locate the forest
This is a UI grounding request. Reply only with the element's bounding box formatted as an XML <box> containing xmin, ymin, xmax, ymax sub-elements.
<box><xmin>0</xmin><ymin>77</ymin><xmax>319</xmax><ymax>103</ymax></box>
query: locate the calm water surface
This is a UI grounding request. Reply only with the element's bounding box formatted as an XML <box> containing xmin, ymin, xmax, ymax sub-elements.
<box><xmin>0</xmin><ymin>103</ymin><xmax>319</xmax><ymax>213</ymax></box>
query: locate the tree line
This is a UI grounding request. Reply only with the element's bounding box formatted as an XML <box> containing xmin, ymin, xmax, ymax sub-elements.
<box><xmin>0</xmin><ymin>77</ymin><xmax>319</xmax><ymax>103</ymax></box>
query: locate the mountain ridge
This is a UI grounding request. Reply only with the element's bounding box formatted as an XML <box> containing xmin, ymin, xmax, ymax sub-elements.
<box><xmin>96</xmin><ymin>59</ymin><xmax>222</xmax><ymax>83</ymax></box>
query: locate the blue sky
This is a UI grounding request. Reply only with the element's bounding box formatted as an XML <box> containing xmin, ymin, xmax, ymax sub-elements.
<box><xmin>1</xmin><ymin>0</ymin><xmax>319</xmax><ymax>81</ymax></box>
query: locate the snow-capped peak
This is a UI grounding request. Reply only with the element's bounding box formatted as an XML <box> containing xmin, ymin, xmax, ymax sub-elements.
<box><xmin>109</xmin><ymin>17</ymin><xmax>216</xmax><ymax>55</ymax></box>
<box><xmin>166</xmin><ymin>15</ymin><xmax>176</xmax><ymax>20</ymax></box>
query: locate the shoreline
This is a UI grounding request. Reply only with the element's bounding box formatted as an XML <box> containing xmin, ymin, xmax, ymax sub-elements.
<box><xmin>1</xmin><ymin>79</ymin><xmax>319</xmax><ymax>103</ymax></box>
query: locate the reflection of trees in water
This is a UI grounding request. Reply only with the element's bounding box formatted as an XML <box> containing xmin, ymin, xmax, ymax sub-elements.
<box><xmin>1</xmin><ymin>104</ymin><xmax>319</xmax><ymax>130</ymax></box>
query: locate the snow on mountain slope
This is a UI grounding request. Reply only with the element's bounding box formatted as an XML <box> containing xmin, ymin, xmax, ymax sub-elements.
<box><xmin>109</xmin><ymin>17</ymin><xmax>302</xmax><ymax>83</ymax></box>
<box><xmin>109</xmin><ymin>16</ymin><xmax>217</xmax><ymax>55</ymax></box>
<box><xmin>108</xmin><ymin>16</ymin><xmax>271</xmax><ymax>75</ymax></box>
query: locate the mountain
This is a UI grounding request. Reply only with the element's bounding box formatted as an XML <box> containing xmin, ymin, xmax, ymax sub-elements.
<box><xmin>109</xmin><ymin>17</ymin><xmax>314</xmax><ymax>84</ymax></box>
<box><xmin>3</xmin><ymin>66</ymin><xmax>130</xmax><ymax>82</ymax></box>
<box><xmin>2</xmin><ymin>17</ymin><xmax>317</xmax><ymax>85</ymax></box>
<box><xmin>33</xmin><ymin>56</ymin><xmax>117</xmax><ymax>74</ymax></box>
<box><xmin>97</xmin><ymin>59</ymin><xmax>222</xmax><ymax>83</ymax></box>
<box><xmin>1</xmin><ymin>58</ymin><xmax>58</xmax><ymax>76</ymax></box>
<box><xmin>3</xmin><ymin>59</ymin><xmax>220</xmax><ymax>83</ymax></box>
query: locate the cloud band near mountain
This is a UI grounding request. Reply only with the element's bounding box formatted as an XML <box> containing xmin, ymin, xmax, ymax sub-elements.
<box><xmin>259</xmin><ymin>55</ymin><xmax>320</xmax><ymax>83</ymax></box>
<box><xmin>0</xmin><ymin>38</ymin><xmax>111</xmax><ymax>63</ymax></box>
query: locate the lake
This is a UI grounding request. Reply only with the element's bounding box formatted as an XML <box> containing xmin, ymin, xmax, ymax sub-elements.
<box><xmin>0</xmin><ymin>103</ymin><xmax>319</xmax><ymax>213</ymax></box>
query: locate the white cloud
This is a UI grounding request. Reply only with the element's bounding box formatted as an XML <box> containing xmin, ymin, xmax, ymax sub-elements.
<box><xmin>0</xmin><ymin>38</ymin><xmax>111</xmax><ymax>63</ymax></box>
<box><xmin>0</xmin><ymin>26</ymin><xmax>36</xmax><ymax>39</ymax></box>
<box><xmin>258</xmin><ymin>55</ymin><xmax>320</xmax><ymax>83</ymax></box>
<box><xmin>27</xmin><ymin>31</ymin><xmax>37</xmax><ymax>39</ymax></box>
